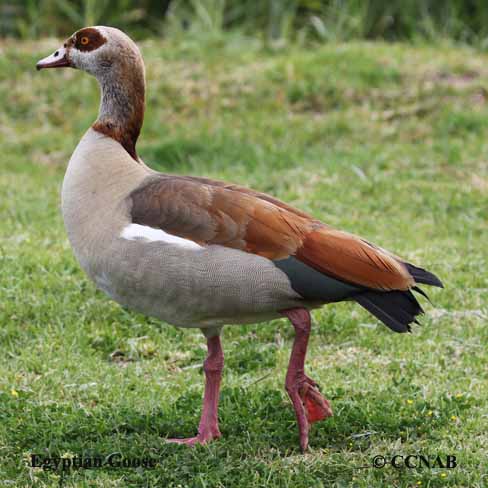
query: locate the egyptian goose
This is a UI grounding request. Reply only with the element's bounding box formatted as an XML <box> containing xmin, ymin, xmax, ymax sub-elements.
<box><xmin>37</xmin><ymin>26</ymin><xmax>443</xmax><ymax>451</ymax></box>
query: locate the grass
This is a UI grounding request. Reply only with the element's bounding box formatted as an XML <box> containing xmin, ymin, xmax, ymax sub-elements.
<box><xmin>7</xmin><ymin>0</ymin><xmax>488</xmax><ymax>45</ymax></box>
<box><xmin>1</xmin><ymin>34</ymin><xmax>487</xmax><ymax>487</ymax></box>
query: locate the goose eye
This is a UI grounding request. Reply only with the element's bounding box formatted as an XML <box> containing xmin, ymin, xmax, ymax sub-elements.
<box><xmin>81</xmin><ymin>37</ymin><xmax>89</xmax><ymax>46</ymax></box>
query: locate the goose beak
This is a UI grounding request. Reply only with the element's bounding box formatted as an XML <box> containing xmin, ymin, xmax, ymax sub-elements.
<box><xmin>36</xmin><ymin>47</ymin><xmax>70</xmax><ymax>70</ymax></box>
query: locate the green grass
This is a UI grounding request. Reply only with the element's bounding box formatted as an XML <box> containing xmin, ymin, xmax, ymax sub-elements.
<box><xmin>1</xmin><ymin>35</ymin><xmax>487</xmax><ymax>487</ymax></box>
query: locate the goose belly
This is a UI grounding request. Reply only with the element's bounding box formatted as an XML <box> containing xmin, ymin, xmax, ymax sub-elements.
<box><xmin>85</xmin><ymin>238</ymin><xmax>304</xmax><ymax>328</ymax></box>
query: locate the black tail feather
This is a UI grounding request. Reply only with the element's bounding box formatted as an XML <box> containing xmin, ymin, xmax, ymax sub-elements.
<box><xmin>412</xmin><ymin>285</ymin><xmax>432</xmax><ymax>304</ymax></box>
<box><xmin>355</xmin><ymin>289</ymin><xmax>424</xmax><ymax>333</ymax></box>
<box><xmin>405</xmin><ymin>263</ymin><xmax>443</xmax><ymax>288</ymax></box>
<box><xmin>354</xmin><ymin>264</ymin><xmax>442</xmax><ymax>333</ymax></box>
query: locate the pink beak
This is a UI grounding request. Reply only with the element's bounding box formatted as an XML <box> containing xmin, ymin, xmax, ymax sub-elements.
<box><xmin>36</xmin><ymin>46</ymin><xmax>71</xmax><ymax>70</ymax></box>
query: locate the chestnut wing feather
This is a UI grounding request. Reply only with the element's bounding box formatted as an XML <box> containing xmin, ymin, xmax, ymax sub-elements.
<box><xmin>129</xmin><ymin>176</ymin><xmax>413</xmax><ymax>290</ymax></box>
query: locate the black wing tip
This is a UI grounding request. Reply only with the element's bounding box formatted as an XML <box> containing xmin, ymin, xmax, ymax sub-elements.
<box><xmin>354</xmin><ymin>263</ymin><xmax>443</xmax><ymax>334</ymax></box>
<box><xmin>405</xmin><ymin>263</ymin><xmax>444</xmax><ymax>288</ymax></box>
<box><xmin>355</xmin><ymin>289</ymin><xmax>423</xmax><ymax>334</ymax></box>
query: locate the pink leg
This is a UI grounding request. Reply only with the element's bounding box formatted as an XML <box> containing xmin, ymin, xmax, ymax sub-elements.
<box><xmin>167</xmin><ymin>335</ymin><xmax>224</xmax><ymax>445</ymax></box>
<box><xmin>281</xmin><ymin>308</ymin><xmax>333</xmax><ymax>451</ymax></box>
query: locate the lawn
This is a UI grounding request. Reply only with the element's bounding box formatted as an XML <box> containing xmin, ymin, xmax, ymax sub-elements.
<box><xmin>0</xmin><ymin>34</ymin><xmax>487</xmax><ymax>487</ymax></box>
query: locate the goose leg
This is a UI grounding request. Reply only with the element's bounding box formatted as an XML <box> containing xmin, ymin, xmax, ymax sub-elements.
<box><xmin>281</xmin><ymin>308</ymin><xmax>333</xmax><ymax>451</ymax></box>
<box><xmin>167</xmin><ymin>334</ymin><xmax>224</xmax><ymax>445</ymax></box>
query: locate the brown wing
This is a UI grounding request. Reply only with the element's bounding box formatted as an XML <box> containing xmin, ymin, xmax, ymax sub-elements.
<box><xmin>129</xmin><ymin>175</ymin><xmax>413</xmax><ymax>290</ymax></box>
<box><xmin>176</xmin><ymin>175</ymin><xmax>314</xmax><ymax>219</ymax></box>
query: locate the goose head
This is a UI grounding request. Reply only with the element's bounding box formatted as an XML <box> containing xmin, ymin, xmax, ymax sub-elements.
<box><xmin>37</xmin><ymin>27</ymin><xmax>145</xmax><ymax>161</ymax></box>
<box><xmin>36</xmin><ymin>26</ymin><xmax>141</xmax><ymax>75</ymax></box>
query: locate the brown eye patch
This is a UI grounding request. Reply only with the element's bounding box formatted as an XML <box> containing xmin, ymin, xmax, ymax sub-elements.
<box><xmin>75</xmin><ymin>28</ymin><xmax>107</xmax><ymax>52</ymax></box>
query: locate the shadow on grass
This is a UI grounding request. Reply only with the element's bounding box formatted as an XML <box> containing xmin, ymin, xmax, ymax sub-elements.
<box><xmin>8</xmin><ymin>385</ymin><xmax>474</xmax><ymax>455</ymax></box>
<box><xmin>5</xmin><ymin>386</ymin><xmax>477</xmax><ymax>486</ymax></box>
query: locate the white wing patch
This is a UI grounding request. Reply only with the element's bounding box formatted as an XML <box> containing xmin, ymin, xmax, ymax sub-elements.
<box><xmin>120</xmin><ymin>224</ymin><xmax>203</xmax><ymax>250</ymax></box>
